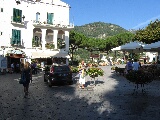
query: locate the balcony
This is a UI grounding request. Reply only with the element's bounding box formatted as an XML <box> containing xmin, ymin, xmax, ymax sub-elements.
<box><xmin>32</xmin><ymin>20</ymin><xmax>74</xmax><ymax>29</ymax></box>
<box><xmin>11</xmin><ymin>16</ymin><xmax>25</xmax><ymax>26</ymax></box>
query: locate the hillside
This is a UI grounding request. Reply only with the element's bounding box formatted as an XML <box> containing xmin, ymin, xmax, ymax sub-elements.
<box><xmin>73</xmin><ymin>22</ymin><xmax>129</xmax><ymax>38</ymax></box>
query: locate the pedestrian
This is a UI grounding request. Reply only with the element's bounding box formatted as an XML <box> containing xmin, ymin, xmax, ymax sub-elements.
<box><xmin>34</xmin><ymin>62</ymin><xmax>38</xmax><ymax>74</ymax></box>
<box><xmin>126</xmin><ymin>59</ymin><xmax>132</xmax><ymax>73</ymax></box>
<box><xmin>16</xmin><ymin>63</ymin><xmax>20</xmax><ymax>73</ymax></box>
<box><xmin>132</xmin><ymin>59</ymin><xmax>140</xmax><ymax>71</ymax></box>
<box><xmin>11</xmin><ymin>63</ymin><xmax>14</xmax><ymax>73</ymax></box>
<box><xmin>78</xmin><ymin>60</ymin><xmax>86</xmax><ymax>89</ymax></box>
<box><xmin>121</xmin><ymin>58</ymin><xmax>124</xmax><ymax>65</ymax></box>
<box><xmin>21</xmin><ymin>62</ymin><xmax>32</xmax><ymax>98</ymax></box>
<box><xmin>138</xmin><ymin>61</ymin><xmax>142</xmax><ymax>68</ymax></box>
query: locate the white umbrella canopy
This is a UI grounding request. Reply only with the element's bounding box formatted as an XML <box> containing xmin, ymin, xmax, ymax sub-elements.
<box><xmin>150</xmin><ymin>41</ymin><xmax>160</xmax><ymax>48</ymax></box>
<box><xmin>143</xmin><ymin>41</ymin><xmax>160</xmax><ymax>52</ymax></box>
<box><xmin>124</xmin><ymin>46</ymin><xmax>146</xmax><ymax>53</ymax></box>
<box><xmin>111</xmin><ymin>46</ymin><xmax>121</xmax><ymax>51</ymax></box>
<box><xmin>111</xmin><ymin>41</ymin><xmax>146</xmax><ymax>53</ymax></box>
<box><xmin>121</xmin><ymin>41</ymin><xmax>145</xmax><ymax>50</ymax></box>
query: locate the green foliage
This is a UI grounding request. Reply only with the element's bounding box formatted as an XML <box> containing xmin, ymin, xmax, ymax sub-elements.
<box><xmin>74</xmin><ymin>22</ymin><xmax>128</xmax><ymax>38</ymax></box>
<box><xmin>86</xmin><ymin>67</ymin><xmax>104</xmax><ymax>78</ymax></box>
<box><xmin>69</xmin><ymin>23</ymin><xmax>135</xmax><ymax>61</ymax></box>
<box><xmin>57</xmin><ymin>38</ymin><xmax>65</xmax><ymax>49</ymax></box>
<box><xmin>126</xmin><ymin>70</ymin><xmax>153</xmax><ymax>84</ymax></box>
<box><xmin>45</xmin><ymin>43</ymin><xmax>55</xmax><ymax>49</ymax></box>
<box><xmin>70</xmin><ymin>66</ymin><xmax>79</xmax><ymax>73</ymax></box>
<box><xmin>74</xmin><ymin>48</ymin><xmax>90</xmax><ymax>61</ymax></box>
<box><xmin>32</xmin><ymin>38</ymin><xmax>36</xmax><ymax>47</ymax></box>
<box><xmin>134</xmin><ymin>19</ymin><xmax>160</xmax><ymax>44</ymax></box>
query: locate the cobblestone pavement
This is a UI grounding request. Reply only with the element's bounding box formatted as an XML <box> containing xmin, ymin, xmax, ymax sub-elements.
<box><xmin>0</xmin><ymin>65</ymin><xmax>160</xmax><ymax>120</ymax></box>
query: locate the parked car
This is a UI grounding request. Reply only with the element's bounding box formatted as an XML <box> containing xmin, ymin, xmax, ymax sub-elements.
<box><xmin>44</xmin><ymin>64</ymin><xmax>73</xmax><ymax>87</ymax></box>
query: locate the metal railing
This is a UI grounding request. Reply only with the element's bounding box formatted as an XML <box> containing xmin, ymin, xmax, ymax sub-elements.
<box><xmin>11</xmin><ymin>16</ymin><xmax>25</xmax><ymax>25</ymax></box>
<box><xmin>33</xmin><ymin>20</ymin><xmax>74</xmax><ymax>28</ymax></box>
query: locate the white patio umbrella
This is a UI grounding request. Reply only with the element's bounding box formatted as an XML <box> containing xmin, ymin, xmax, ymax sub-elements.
<box><xmin>120</xmin><ymin>41</ymin><xmax>146</xmax><ymax>53</ymax></box>
<box><xmin>111</xmin><ymin>42</ymin><xmax>142</xmax><ymax>51</ymax></box>
<box><xmin>121</xmin><ymin>41</ymin><xmax>145</xmax><ymax>49</ymax></box>
<box><xmin>150</xmin><ymin>41</ymin><xmax>160</xmax><ymax>48</ymax></box>
<box><xmin>111</xmin><ymin>46</ymin><xmax>121</xmax><ymax>51</ymax></box>
<box><xmin>143</xmin><ymin>41</ymin><xmax>160</xmax><ymax>52</ymax></box>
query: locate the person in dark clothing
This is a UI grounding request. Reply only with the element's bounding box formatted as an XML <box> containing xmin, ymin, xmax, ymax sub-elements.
<box><xmin>21</xmin><ymin>62</ymin><xmax>32</xmax><ymax>98</ymax></box>
<box><xmin>16</xmin><ymin>63</ymin><xmax>20</xmax><ymax>73</ymax></box>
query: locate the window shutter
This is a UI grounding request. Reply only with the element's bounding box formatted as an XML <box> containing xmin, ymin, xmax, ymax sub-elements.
<box><xmin>13</xmin><ymin>8</ymin><xmax>16</xmax><ymax>22</ymax></box>
<box><xmin>15</xmin><ymin>30</ymin><xmax>18</xmax><ymax>45</ymax></box>
<box><xmin>1</xmin><ymin>8</ymin><xmax>3</xmax><ymax>12</ymax></box>
<box><xmin>18</xmin><ymin>30</ymin><xmax>21</xmax><ymax>45</ymax></box>
<box><xmin>11</xmin><ymin>29</ymin><xmax>16</xmax><ymax>44</ymax></box>
<box><xmin>47</xmin><ymin>12</ymin><xmax>49</xmax><ymax>24</ymax></box>
<box><xmin>19</xmin><ymin>10</ymin><xmax>22</xmax><ymax>22</ymax></box>
<box><xmin>50</xmin><ymin>13</ymin><xmax>53</xmax><ymax>24</ymax></box>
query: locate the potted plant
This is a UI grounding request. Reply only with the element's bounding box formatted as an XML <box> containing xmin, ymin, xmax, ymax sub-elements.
<box><xmin>86</xmin><ymin>67</ymin><xmax>104</xmax><ymax>85</ymax></box>
<box><xmin>70</xmin><ymin>66</ymin><xmax>79</xmax><ymax>73</ymax></box>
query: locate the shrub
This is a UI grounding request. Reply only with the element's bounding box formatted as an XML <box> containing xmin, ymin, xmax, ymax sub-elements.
<box><xmin>126</xmin><ymin>70</ymin><xmax>153</xmax><ymax>84</ymax></box>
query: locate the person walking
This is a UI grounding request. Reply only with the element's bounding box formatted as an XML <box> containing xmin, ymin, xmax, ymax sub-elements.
<box><xmin>126</xmin><ymin>59</ymin><xmax>133</xmax><ymax>73</ymax></box>
<box><xmin>16</xmin><ymin>63</ymin><xmax>20</xmax><ymax>73</ymax></box>
<box><xmin>132</xmin><ymin>59</ymin><xmax>140</xmax><ymax>71</ymax></box>
<box><xmin>78</xmin><ymin>60</ymin><xmax>86</xmax><ymax>89</ymax></box>
<box><xmin>11</xmin><ymin>63</ymin><xmax>14</xmax><ymax>73</ymax></box>
<box><xmin>21</xmin><ymin>62</ymin><xmax>32</xmax><ymax>98</ymax></box>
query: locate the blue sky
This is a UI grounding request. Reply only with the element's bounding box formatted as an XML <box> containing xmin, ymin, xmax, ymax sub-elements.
<box><xmin>63</xmin><ymin>0</ymin><xmax>160</xmax><ymax>30</ymax></box>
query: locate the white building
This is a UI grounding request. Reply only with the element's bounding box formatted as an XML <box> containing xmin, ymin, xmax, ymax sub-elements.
<box><xmin>0</xmin><ymin>0</ymin><xmax>74</xmax><ymax>68</ymax></box>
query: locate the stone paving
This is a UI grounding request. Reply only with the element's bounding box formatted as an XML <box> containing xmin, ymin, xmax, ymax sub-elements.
<box><xmin>0</xmin><ymin>65</ymin><xmax>160</xmax><ymax>120</ymax></box>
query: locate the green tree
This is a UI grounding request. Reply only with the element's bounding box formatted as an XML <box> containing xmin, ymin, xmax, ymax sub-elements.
<box><xmin>134</xmin><ymin>19</ymin><xmax>160</xmax><ymax>44</ymax></box>
<box><xmin>69</xmin><ymin>30</ymin><xmax>87</xmax><ymax>63</ymax></box>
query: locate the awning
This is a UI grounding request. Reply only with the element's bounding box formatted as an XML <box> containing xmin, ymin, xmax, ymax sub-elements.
<box><xmin>31</xmin><ymin>51</ymin><xmax>70</xmax><ymax>59</ymax></box>
<box><xmin>6</xmin><ymin>49</ymin><xmax>25</xmax><ymax>58</ymax></box>
<box><xmin>7</xmin><ymin>49</ymin><xmax>25</xmax><ymax>54</ymax></box>
<box><xmin>52</xmin><ymin>53</ymin><xmax>70</xmax><ymax>58</ymax></box>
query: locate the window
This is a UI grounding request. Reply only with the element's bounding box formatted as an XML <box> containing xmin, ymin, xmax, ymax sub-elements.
<box><xmin>0</xmin><ymin>32</ymin><xmax>2</xmax><ymax>35</ymax></box>
<box><xmin>11</xmin><ymin>29</ymin><xmax>21</xmax><ymax>45</ymax></box>
<box><xmin>1</xmin><ymin>8</ymin><xmax>3</xmax><ymax>12</ymax></box>
<box><xmin>36</xmin><ymin>12</ymin><xmax>40</xmax><ymax>22</ymax></box>
<box><xmin>47</xmin><ymin>13</ymin><xmax>54</xmax><ymax>24</ymax></box>
<box><xmin>13</xmin><ymin>8</ymin><xmax>22</xmax><ymax>23</ymax></box>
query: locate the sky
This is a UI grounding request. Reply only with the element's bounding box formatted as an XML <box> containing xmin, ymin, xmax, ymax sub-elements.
<box><xmin>62</xmin><ymin>0</ymin><xmax>160</xmax><ymax>30</ymax></box>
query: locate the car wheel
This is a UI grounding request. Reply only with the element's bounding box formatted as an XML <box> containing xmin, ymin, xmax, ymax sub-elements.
<box><xmin>48</xmin><ymin>80</ymin><xmax>52</xmax><ymax>87</ymax></box>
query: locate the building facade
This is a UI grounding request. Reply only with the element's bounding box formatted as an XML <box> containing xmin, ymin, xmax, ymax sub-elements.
<box><xmin>0</xmin><ymin>0</ymin><xmax>74</xmax><ymax>68</ymax></box>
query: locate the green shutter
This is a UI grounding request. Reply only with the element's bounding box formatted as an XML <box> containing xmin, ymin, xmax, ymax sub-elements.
<box><xmin>18</xmin><ymin>10</ymin><xmax>22</xmax><ymax>23</ymax></box>
<box><xmin>13</xmin><ymin>8</ymin><xmax>22</xmax><ymax>23</ymax></box>
<box><xmin>47</xmin><ymin>12</ymin><xmax>49</xmax><ymax>24</ymax></box>
<box><xmin>14</xmin><ymin>9</ymin><xmax>19</xmax><ymax>22</ymax></box>
<box><xmin>50</xmin><ymin>13</ymin><xmax>53</xmax><ymax>24</ymax></box>
<box><xmin>47</xmin><ymin>13</ymin><xmax>53</xmax><ymax>24</ymax></box>
<box><xmin>11</xmin><ymin>29</ymin><xmax>21</xmax><ymax>45</ymax></box>
<box><xmin>11</xmin><ymin>29</ymin><xmax>16</xmax><ymax>44</ymax></box>
<box><xmin>13</xmin><ymin>8</ymin><xmax>17</xmax><ymax>22</ymax></box>
<box><xmin>15</xmin><ymin>30</ymin><xmax>18</xmax><ymax>45</ymax></box>
<box><xmin>17</xmin><ymin>30</ymin><xmax>21</xmax><ymax>45</ymax></box>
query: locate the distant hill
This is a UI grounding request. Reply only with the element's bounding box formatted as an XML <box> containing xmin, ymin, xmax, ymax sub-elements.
<box><xmin>73</xmin><ymin>22</ymin><xmax>129</xmax><ymax>38</ymax></box>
